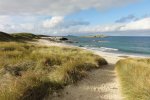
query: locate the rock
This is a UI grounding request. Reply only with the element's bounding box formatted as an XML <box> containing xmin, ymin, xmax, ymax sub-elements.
<box><xmin>59</xmin><ymin>37</ymin><xmax>68</xmax><ymax>41</ymax></box>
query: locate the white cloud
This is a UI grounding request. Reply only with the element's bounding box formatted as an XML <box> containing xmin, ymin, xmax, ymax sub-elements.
<box><xmin>0</xmin><ymin>0</ymin><xmax>142</xmax><ymax>35</ymax></box>
<box><xmin>0</xmin><ymin>15</ymin><xmax>12</xmax><ymax>24</ymax></box>
<box><xmin>120</xmin><ymin>17</ymin><xmax>150</xmax><ymax>31</ymax></box>
<box><xmin>43</xmin><ymin>16</ymin><xmax>64</xmax><ymax>28</ymax></box>
<box><xmin>0</xmin><ymin>15</ymin><xmax>13</xmax><ymax>31</ymax></box>
<box><xmin>0</xmin><ymin>15</ymin><xmax>150</xmax><ymax>35</ymax></box>
<box><xmin>0</xmin><ymin>0</ymin><xmax>138</xmax><ymax>16</ymax></box>
<box><xmin>50</xmin><ymin>17</ymin><xmax>150</xmax><ymax>34</ymax></box>
<box><xmin>0</xmin><ymin>15</ymin><xmax>37</xmax><ymax>32</ymax></box>
<box><xmin>76</xmin><ymin>17</ymin><xmax>150</xmax><ymax>34</ymax></box>
<box><xmin>20</xmin><ymin>23</ymin><xmax>34</xmax><ymax>30</ymax></box>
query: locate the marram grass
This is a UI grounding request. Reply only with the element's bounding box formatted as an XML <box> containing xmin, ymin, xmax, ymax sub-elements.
<box><xmin>116</xmin><ymin>58</ymin><xmax>150</xmax><ymax>100</ymax></box>
<box><xmin>0</xmin><ymin>42</ymin><xmax>107</xmax><ymax>100</ymax></box>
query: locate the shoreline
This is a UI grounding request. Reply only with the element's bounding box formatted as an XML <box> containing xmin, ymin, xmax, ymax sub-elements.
<box><xmin>78</xmin><ymin>46</ymin><xmax>150</xmax><ymax>58</ymax></box>
<box><xmin>85</xmin><ymin>48</ymin><xmax>149</xmax><ymax>58</ymax></box>
<box><xmin>34</xmin><ymin>39</ymin><xmax>149</xmax><ymax>61</ymax></box>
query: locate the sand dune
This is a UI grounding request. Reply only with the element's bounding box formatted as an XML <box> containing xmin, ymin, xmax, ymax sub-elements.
<box><xmin>51</xmin><ymin>54</ymin><xmax>123</xmax><ymax>100</ymax></box>
<box><xmin>34</xmin><ymin>39</ymin><xmax>124</xmax><ymax>100</ymax></box>
<box><xmin>36</xmin><ymin>39</ymin><xmax>149</xmax><ymax>100</ymax></box>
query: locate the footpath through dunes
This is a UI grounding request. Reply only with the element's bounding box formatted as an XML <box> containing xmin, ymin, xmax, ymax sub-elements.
<box><xmin>50</xmin><ymin>51</ymin><xmax>123</xmax><ymax>100</ymax></box>
<box><xmin>35</xmin><ymin>39</ymin><xmax>123</xmax><ymax>100</ymax></box>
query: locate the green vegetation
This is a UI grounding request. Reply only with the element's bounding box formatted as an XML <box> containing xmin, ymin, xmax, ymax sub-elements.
<box><xmin>11</xmin><ymin>33</ymin><xmax>40</xmax><ymax>41</ymax></box>
<box><xmin>0</xmin><ymin>42</ymin><xmax>107</xmax><ymax>100</ymax></box>
<box><xmin>116</xmin><ymin>58</ymin><xmax>150</xmax><ymax>100</ymax></box>
<box><xmin>0</xmin><ymin>31</ymin><xmax>14</xmax><ymax>41</ymax></box>
<box><xmin>0</xmin><ymin>32</ymin><xmax>40</xmax><ymax>42</ymax></box>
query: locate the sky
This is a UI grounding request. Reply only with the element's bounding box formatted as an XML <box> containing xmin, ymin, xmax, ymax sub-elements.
<box><xmin>0</xmin><ymin>0</ymin><xmax>150</xmax><ymax>36</ymax></box>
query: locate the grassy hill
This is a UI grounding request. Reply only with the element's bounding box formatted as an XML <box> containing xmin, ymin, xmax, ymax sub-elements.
<box><xmin>0</xmin><ymin>32</ymin><xmax>40</xmax><ymax>42</ymax></box>
<box><xmin>0</xmin><ymin>31</ymin><xmax>14</xmax><ymax>41</ymax></box>
<box><xmin>11</xmin><ymin>33</ymin><xmax>40</xmax><ymax>41</ymax></box>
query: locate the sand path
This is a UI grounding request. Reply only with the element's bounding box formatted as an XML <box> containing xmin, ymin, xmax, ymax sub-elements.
<box><xmin>34</xmin><ymin>39</ymin><xmax>123</xmax><ymax>100</ymax></box>
<box><xmin>51</xmin><ymin>53</ymin><xmax>123</xmax><ymax>100</ymax></box>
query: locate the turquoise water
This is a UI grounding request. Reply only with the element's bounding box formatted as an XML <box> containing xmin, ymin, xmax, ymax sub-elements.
<box><xmin>67</xmin><ymin>36</ymin><xmax>150</xmax><ymax>56</ymax></box>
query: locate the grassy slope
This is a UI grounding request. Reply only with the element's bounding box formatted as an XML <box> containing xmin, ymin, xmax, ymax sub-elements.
<box><xmin>0</xmin><ymin>42</ymin><xmax>107</xmax><ymax>100</ymax></box>
<box><xmin>116</xmin><ymin>58</ymin><xmax>150</xmax><ymax>100</ymax></box>
<box><xmin>11</xmin><ymin>33</ymin><xmax>40</xmax><ymax>41</ymax></box>
<box><xmin>0</xmin><ymin>32</ymin><xmax>14</xmax><ymax>41</ymax></box>
<box><xmin>0</xmin><ymin>32</ymin><xmax>40</xmax><ymax>42</ymax></box>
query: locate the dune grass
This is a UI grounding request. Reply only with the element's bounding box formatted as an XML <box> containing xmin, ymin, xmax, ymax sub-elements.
<box><xmin>116</xmin><ymin>58</ymin><xmax>150</xmax><ymax>100</ymax></box>
<box><xmin>0</xmin><ymin>42</ymin><xmax>107</xmax><ymax>100</ymax></box>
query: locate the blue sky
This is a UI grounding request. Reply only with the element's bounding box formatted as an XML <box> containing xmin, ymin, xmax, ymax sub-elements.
<box><xmin>0</xmin><ymin>0</ymin><xmax>150</xmax><ymax>36</ymax></box>
<box><xmin>66</xmin><ymin>0</ymin><xmax>150</xmax><ymax>25</ymax></box>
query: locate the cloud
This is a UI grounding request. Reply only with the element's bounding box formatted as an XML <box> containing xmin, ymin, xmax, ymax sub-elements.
<box><xmin>120</xmin><ymin>17</ymin><xmax>150</xmax><ymax>31</ymax></box>
<box><xmin>1</xmin><ymin>15</ymin><xmax>150</xmax><ymax>35</ymax></box>
<box><xmin>78</xmin><ymin>17</ymin><xmax>150</xmax><ymax>33</ymax></box>
<box><xmin>80</xmin><ymin>17</ymin><xmax>150</xmax><ymax>33</ymax></box>
<box><xmin>0</xmin><ymin>15</ymin><xmax>38</xmax><ymax>32</ymax></box>
<box><xmin>52</xmin><ymin>17</ymin><xmax>150</xmax><ymax>35</ymax></box>
<box><xmin>42</xmin><ymin>16</ymin><xmax>90</xmax><ymax>29</ymax></box>
<box><xmin>43</xmin><ymin>16</ymin><xmax>64</xmax><ymax>28</ymax></box>
<box><xmin>115</xmin><ymin>15</ymin><xmax>137</xmax><ymax>23</ymax></box>
<box><xmin>0</xmin><ymin>0</ymin><xmax>141</xmax><ymax>35</ymax></box>
<box><xmin>0</xmin><ymin>15</ymin><xmax>12</xmax><ymax>24</ymax></box>
<box><xmin>0</xmin><ymin>15</ymin><xmax>90</xmax><ymax>34</ymax></box>
<box><xmin>0</xmin><ymin>0</ymin><xmax>138</xmax><ymax>16</ymax></box>
<box><xmin>0</xmin><ymin>15</ymin><xmax>14</xmax><ymax>31</ymax></box>
<box><xmin>20</xmin><ymin>23</ymin><xmax>34</xmax><ymax>30</ymax></box>
<box><xmin>62</xmin><ymin>21</ymin><xmax>90</xmax><ymax>28</ymax></box>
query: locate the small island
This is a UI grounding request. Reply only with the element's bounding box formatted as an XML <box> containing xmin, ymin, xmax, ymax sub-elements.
<box><xmin>81</xmin><ymin>34</ymin><xmax>108</xmax><ymax>38</ymax></box>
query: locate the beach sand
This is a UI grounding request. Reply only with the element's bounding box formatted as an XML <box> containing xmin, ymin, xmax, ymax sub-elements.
<box><xmin>34</xmin><ymin>39</ymin><xmax>145</xmax><ymax>100</ymax></box>
<box><xmin>32</xmin><ymin>39</ymin><xmax>75</xmax><ymax>47</ymax></box>
<box><xmin>50</xmin><ymin>51</ymin><xmax>124</xmax><ymax>100</ymax></box>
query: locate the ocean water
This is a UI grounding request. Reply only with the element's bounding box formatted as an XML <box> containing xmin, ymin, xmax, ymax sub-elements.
<box><xmin>66</xmin><ymin>36</ymin><xmax>150</xmax><ymax>57</ymax></box>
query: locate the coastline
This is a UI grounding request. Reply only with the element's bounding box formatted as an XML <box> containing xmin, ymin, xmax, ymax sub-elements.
<box><xmin>33</xmin><ymin>39</ymin><xmax>149</xmax><ymax>63</ymax></box>
<box><xmin>66</xmin><ymin>36</ymin><xmax>150</xmax><ymax>58</ymax></box>
<box><xmin>31</xmin><ymin>39</ymin><xmax>149</xmax><ymax>100</ymax></box>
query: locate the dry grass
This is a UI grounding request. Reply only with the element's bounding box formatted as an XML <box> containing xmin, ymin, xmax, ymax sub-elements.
<box><xmin>0</xmin><ymin>42</ymin><xmax>107</xmax><ymax>100</ymax></box>
<box><xmin>116</xmin><ymin>58</ymin><xmax>150</xmax><ymax>100</ymax></box>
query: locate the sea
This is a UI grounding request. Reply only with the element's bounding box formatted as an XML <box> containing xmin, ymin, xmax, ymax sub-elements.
<box><xmin>66</xmin><ymin>36</ymin><xmax>150</xmax><ymax>57</ymax></box>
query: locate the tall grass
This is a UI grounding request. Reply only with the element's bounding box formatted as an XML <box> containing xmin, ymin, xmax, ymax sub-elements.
<box><xmin>0</xmin><ymin>42</ymin><xmax>107</xmax><ymax>100</ymax></box>
<box><xmin>116</xmin><ymin>58</ymin><xmax>150</xmax><ymax>100</ymax></box>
